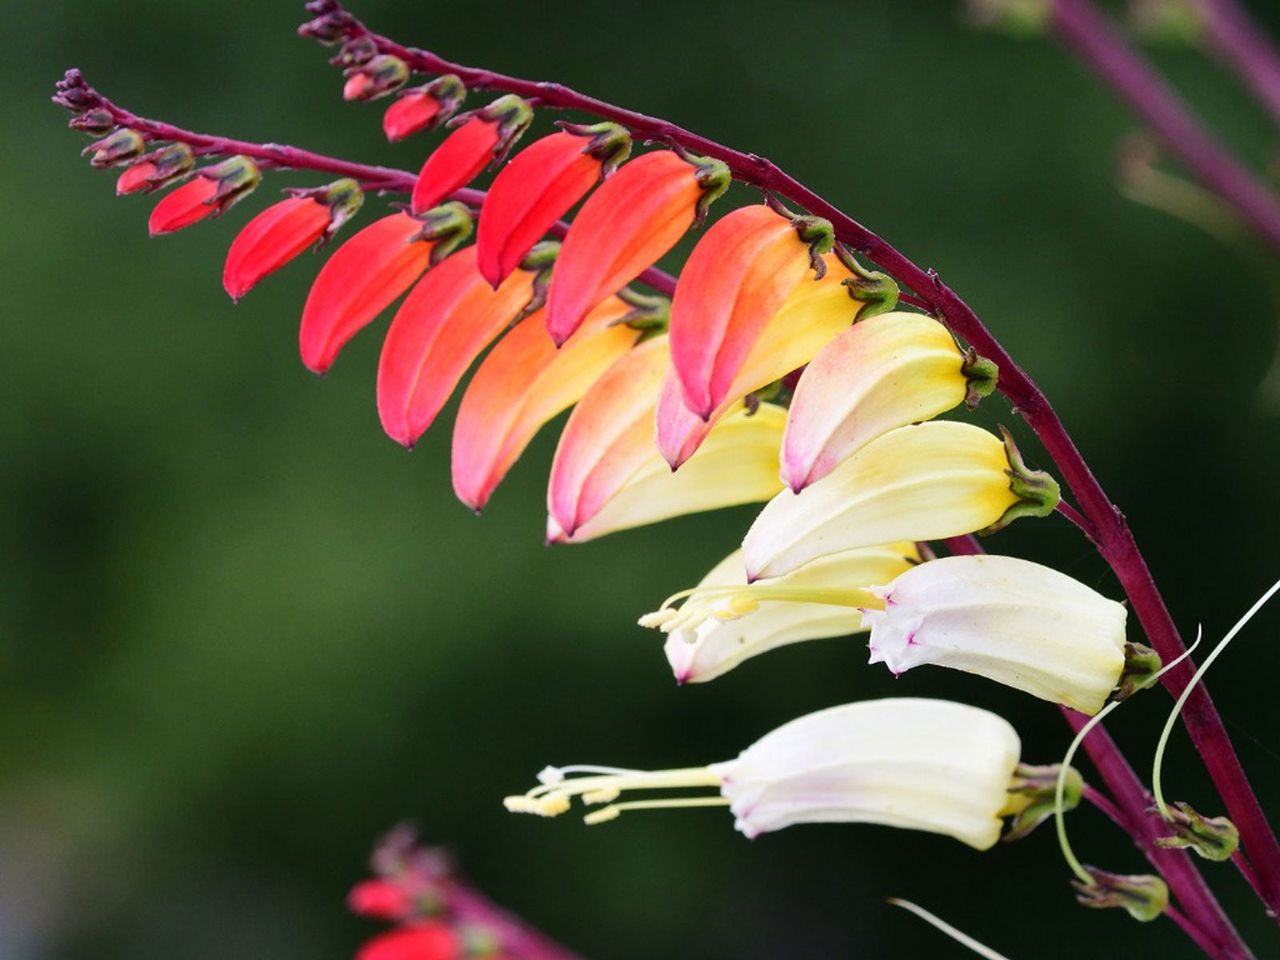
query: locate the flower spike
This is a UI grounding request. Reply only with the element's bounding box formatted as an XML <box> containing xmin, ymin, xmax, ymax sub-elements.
<box><xmin>410</xmin><ymin>94</ymin><xmax>533</xmax><ymax>214</ymax></box>
<box><xmin>476</xmin><ymin>124</ymin><xmax>632</xmax><ymax>288</ymax></box>
<box><xmin>860</xmin><ymin>554</ymin><xmax>1130</xmax><ymax>715</ymax></box>
<box><xmin>451</xmin><ymin>296</ymin><xmax>640</xmax><ymax>512</ymax></box>
<box><xmin>781</xmin><ymin>312</ymin><xmax>997</xmax><ymax>491</ymax></box>
<box><xmin>655</xmin><ymin>250</ymin><xmax>861</xmax><ymax>469</ymax></box>
<box><xmin>343</xmin><ymin>54</ymin><xmax>409</xmax><ymax>102</ymax></box>
<box><xmin>505</xmin><ymin>698</ymin><xmax>1022</xmax><ymax>850</ymax></box>
<box><xmin>115</xmin><ymin>143</ymin><xmax>195</xmax><ymax>196</ymax></box>
<box><xmin>148</xmin><ymin>155</ymin><xmax>260</xmax><ymax>236</ymax></box>
<box><xmin>742</xmin><ymin>421</ymin><xmax>1053</xmax><ymax>580</ymax></box>
<box><xmin>668</xmin><ymin>204</ymin><xmax>834</xmax><ymax>420</ymax></box>
<box><xmin>382</xmin><ymin>75</ymin><xmax>466</xmax><ymax>142</ymax></box>
<box><xmin>642</xmin><ymin>542</ymin><xmax>920</xmax><ymax>684</ymax></box>
<box><xmin>376</xmin><ymin>244</ymin><xmax>552</xmax><ymax>448</ymax></box>
<box><xmin>298</xmin><ymin>203</ymin><xmax>472</xmax><ymax>374</ymax></box>
<box><xmin>545</xmin><ymin>150</ymin><xmax>730</xmax><ymax>345</ymax></box>
<box><xmin>223</xmin><ymin>179</ymin><xmax>363</xmax><ymax>301</ymax></box>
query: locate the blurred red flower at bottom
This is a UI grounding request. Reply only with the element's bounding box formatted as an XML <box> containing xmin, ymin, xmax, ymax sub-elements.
<box><xmin>357</xmin><ymin>922</ymin><xmax>459</xmax><ymax>960</ymax></box>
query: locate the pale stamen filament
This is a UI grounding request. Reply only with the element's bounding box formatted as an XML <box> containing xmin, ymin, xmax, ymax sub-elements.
<box><xmin>583</xmin><ymin>796</ymin><xmax>732</xmax><ymax>826</ymax></box>
<box><xmin>504</xmin><ymin>766</ymin><xmax>724</xmax><ymax>818</ymax></box>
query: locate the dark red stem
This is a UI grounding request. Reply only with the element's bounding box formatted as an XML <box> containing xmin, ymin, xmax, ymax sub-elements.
<box><xmin>309</xmin><ymin>2</ymin><xmax>1280</xmax><ymax>915</ymax></box>
<box><xmin>60</xmin><ymin>70</ymin><xmax>678</xmax><ymax>297</ymax></box>
<box><xmin>1190</xmin><ymin>0</ymin><xmax>1280</xmax><ymax>129</ymax></box>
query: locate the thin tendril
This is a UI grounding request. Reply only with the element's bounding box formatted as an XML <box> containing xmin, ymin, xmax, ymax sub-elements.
<box><xmin>885</xmin><ymin>899</ymin><xmax>1012</xmax><ymax>960</ymax></box>
<box><xmin>1153</xmin><ymin>579</ymin><xmax>1280</xmax><ymax>820</ymax></box>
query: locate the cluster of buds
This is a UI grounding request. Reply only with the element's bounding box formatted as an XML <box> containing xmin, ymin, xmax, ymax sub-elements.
<box><xmin>55</xmin><ymin>2</ymin><xmax>1258</xmax><ymax>949</ymax></box>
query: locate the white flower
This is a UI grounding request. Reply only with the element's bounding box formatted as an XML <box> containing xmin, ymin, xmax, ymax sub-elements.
<box><xmin>860</xmin><ymin>554</ymin><xmax>1129</xmax><ymax>715</ymax></box>
<box><xmin>504</xmin><ymin>697</ymin><xmax>1022</xmax><ymax>851</ymax></box>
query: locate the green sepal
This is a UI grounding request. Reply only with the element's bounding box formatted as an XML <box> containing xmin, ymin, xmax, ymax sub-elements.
<box><xmin>203</xmin><ymin>155</ymin><xmax>261</xmax><ymax>213</ymax></box>
<box><xmin>980</xmin><ymin>425</ymin><xmax>1060</xmax><ymax>534</ymax></box>
<box><xmin>83</xmin><ymin>128</ymin><xmax>145</xmax><ymax>168</ymax></box>
<box><xmin>68</xmin><ymin>108</ymin><xmax>115</xmax><ymax>135</ymax></box>
<box><xmin>471</xmin><ymin>94</ymin><xmax>534</xmax><ymax>166</ymax></box>
<box><xmin>671</xmin><ymin>146</ymin><xmax>730</xmax><ymax>228</ymax></box>
<box><xmin>1071</xmin><ymin>867</ymin><xmax>1168</xmax><ymax>922</ymax></box>
<box><xmin>330</xmin><ymin>36</ymin><xmax>377</xmax><ymax>67</ymax></box>
<box><xmin>835</xmin><ymin>244</ymin><xmax>899</xmax><ymax>319</ymax></box>
<box><xmin>791</xmin><ymin>215</ymin><xmax>835</xmax><ymax>278</ymax></box>
<box><xmin>1002</xmin><ymin>762</ymin><xmax>1081</xmax><ymax>843</ymax></box>
<box><xmin>961</xmin><ymin>347</ymin><xmax>999</xmax><ymax>409</ymax></box>
<box><xmin>1152</xmin><ymin>801</ymin><xmax>1239</xmax><ymax>862</ymax></box>
<box><xmin>558</xmin><ymin>121</ymin><xmax>633</xmax><ymax>178</ymax></box>
<box><xmin>345</xmin><ymin>54</ymin><xmax>410</xmax><ymax>101</ymax></box>
<box><xmin>513</xmin><ymin>241</ymin><xmax>560</xmax><ymax>322</ymax></box>
<box><xmin>1112</xmin><ymin>642</ymin><xmax>1162</xmax><ymax>702</ymax></box>
<box><xmin>414</xmin><ymin>201</ymin><xmax>474</xmax><ymax>265</ymax></box>
<box><xmin>613</xmin><ymin>287</ymin><xmax>671</xmax><ymax>338</ymax></box>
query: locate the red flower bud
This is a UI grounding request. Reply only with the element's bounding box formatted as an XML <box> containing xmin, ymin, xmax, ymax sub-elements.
<box><xmin>223</xmin><ymin>179</ymin><xmax>363</xmax><ymax>301</ymax></box>
<box><xmin>343</xmin><ymin>54</ymin><xmax>410</xmax><ymax>102</ymax></box>
<box><xmin>83</xmin><ymin>128</ymin><xmax>145</xmax><ymax>168</ymax></box>
<box><xmin>476</xmin><ymin>124</ymin><xmax>631</xmax><ymax>288</ymax></box>
<box><xmin>116</xmin><ymin>143</ymin><xmax>195</xmax><ymax>197</ymax></box>
<box><xmin>383</xmin><ymin>76</ymin><xmax>466</xmax><ymax>143</ymax></box>
<box><xmin>148</xmin><ymin>156</ymin><xmax>260</xmax><ymax>237</ymax></box>
<box><xmin>356</xmin><ymin>923</ymin><xmax>459</xmax><ymax>960</ymax></box>
<box><xmin>410</xmin><ymin>95</ymin><xmax>532</xmax><ymax>214</ymax></box>
<box><xmin>347</xmin><ymin>878</ymin><xmax>414</xmax><ymax>921</ymax></box>
<box><xmin>116</xmin><ymin>162</ymin><xmax>158</xmax><ymax>196</ymax></box>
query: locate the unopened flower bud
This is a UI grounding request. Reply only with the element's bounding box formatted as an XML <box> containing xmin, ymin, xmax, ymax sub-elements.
<box><xmin>52</xmin><ymin>68</ymin><xmax>99</xmax><ymax>113</ymax></box>
<box><xmin>1071</xmin><ymin>867</ymin><xmax>1168</xmax><ymax>922</ymax></box>
<box><xmin>331</xmin><ymin>35</ymin><xmax>378</xmax><ymax>67</ymax></box>
<box><xmin>148</xmin><ymin>155</ymin><xmax>259</xmax><ymax>236</ymax></box>
<box><xmin>298</xmin><ymin>0</ymin><xmax>357</xmax><ymax>44</ymax></box>
<box><xmin>69</xmin><ymin>108</ymin><xmax>115</xmax><ymax>134</ymax></box>
<box><xmin>83</xmin><ymin>128</ymin><xmax>145</xmax><ymax>168</ymax></box>
<box><xmin>860</xmin><ymin>554</ymin><xmax>1129</xmax><ymax>715</ymax></box>
<box><xmin>344</xmin><ymin>54</ymin><xmax>409</xmax><ymax>102</ymax></box>
<box><xmin>1002</xmin><ymin>762</ymin><xmax>1082</xmax><ymax>842</ymax></box>
<box><xmin>1152</xmin><ymin>801</ymin><xmax>1239</xmax><ymax>861</ymax></box>
<box><xmin>383</xmin><ymin>75</ymin><xmax>466</xmax><ymax>142</ymax></box>
<box><xmin>116</xmin><ymin>143</ymin><xmax>195</xmax><ymax>196</ymax></box>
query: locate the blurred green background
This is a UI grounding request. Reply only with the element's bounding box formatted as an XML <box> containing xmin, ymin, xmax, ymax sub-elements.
<box><xmin>4</xmin><ymin>0</ymin><xmax>1280</xmax><ymax>956</ymax></box>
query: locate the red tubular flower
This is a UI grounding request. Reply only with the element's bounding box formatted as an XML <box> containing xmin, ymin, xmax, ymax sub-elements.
<box><xmin>355</xmin><ymin>922</ymin><xmax>459</xmax><ymax>960</ymax></box>
<box><xmin>298</xmin><ymin>202</ymin><xmax>473</xmax><ymax>374</ymax></box>
<box><xmin>544</xmin><ymin>150</ymin><xmax>730</xmax><ymax>346</ymax></box>
<box><xmin>410</xmin><ymin>95</ymin><xmax>533</xmax><ymax>214</ymax></box>
<box><xmin>668</xmin><ymin>204</ymin><xmax>833</xmax><ymax>420</ymax></box>
<box><xmin>475</xmin><ymin>123</ymin><xmax>631</xmax><ymax>288</ymax></box>
<box><xmin>347</xmin><ymin>878</ymin><xmax>415</xmax><ymax>921</ymax></box>
<box><xmin>451</xmin><ymin>295</ymin><xmax>640</xmax><ymax>512</ymax></box>
<box><xmin>376</xmin><ymin>244</ymin><xmax>552</xmax><ymax>448</ymax></box>
<box><xmin>116</xmin><ymin>162</ymin><xmax>157</xmax><ymax>195</ymax></box>
<box><xmin>383</xmin><ymin>75</ymin><xmax>466</xmax><ymax>142</ymax></box>
<box><xmin>148</xmin><ymin>155</ymin><xmax>260</xmax><ymax>237</ymax></box>
<box><xmin>223</xmin><ymin>179</ymin><xmax>364</xmax><ymax>301</ymax></box>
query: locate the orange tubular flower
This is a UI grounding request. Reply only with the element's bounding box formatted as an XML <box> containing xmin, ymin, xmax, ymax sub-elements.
<box><xmin>451</xmin><ymin>294</ymin><xmax>644</xmax><ymax>512</ymax></box>
<box><xmin>544</xmin><ymin>150</ymin><xmax>730</xmax><ymax>346</ymax></box>
<box><xmin>410</xmin><ymin>94</ymin><xmax>533</xmax><ymax>214</ymax></box>
<box><xmin>546</xmin><ymin>335</ymin><xmax>670</xmax><ymax>540</ymax></box>
<box><xmin>668</xmin><ymin>204</ymin><xmax>833</xmax><ymax>420</ymax></box>
<box><xmin>382</xmin><ymin>75</ymin><xmax>466</xmax><ymax>142</ymax></box>
<box><xmin>376</xmin><ymin>244</ymin><xmax>555</xmax><ymax>449</ymax></box>
<box><xmin>223</xmin><ymin>179</ymin><xmax>364</xmax><ymax>301</ymax></box>
<box><xmin>298</xmin><ymin>202</ymin><xmax>473</xmax><ymax>374</ymax></box>
<box><xmin>655</xmin><ymin>251</ymin><xmax>860</xmax><ymax>468</ymax></box>
<box><xmin>475</xmin><ymin>123</ymin><xmax>631</xmax><ymax>288</ymax></box>
<box><xmin>148</xmin><ymin>155</ymin><xmax>260</xmax><ymax>237</ymax></box>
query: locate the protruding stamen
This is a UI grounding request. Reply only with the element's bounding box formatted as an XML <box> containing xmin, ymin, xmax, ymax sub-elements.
<box><xmin>506</xmin><ymin>766</ymin><xmax>724</xmax><ymax>820</ymax></box>
<box><xmin>582</xmin><ymin>796</ymin><xmax>731</xmax><ymax>826</ymax></box>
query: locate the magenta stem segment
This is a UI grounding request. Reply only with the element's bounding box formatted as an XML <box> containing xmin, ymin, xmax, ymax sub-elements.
<box><xmin>307</xmin><ymin>3</ymin><xmax>1280</xmax><ymax>915</ymax></box>
<box><xmin>59</xmin><ymin>70</ymin><xmax>679</xmax><ymax>297</ymax></box>
<box><xmin>1190</xmin><ymin>0</ymin><xmax>1280</xmax><ymax>130</ymax></box>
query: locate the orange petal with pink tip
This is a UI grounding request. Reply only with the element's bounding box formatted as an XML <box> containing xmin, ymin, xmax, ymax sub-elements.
<box><xmin>451</xmin><ymin>297</ymin><xmax>638</xmax><ymax>512</ymax></box>
<box><xmin>377</xmin><ymin>247</ymin><xmax>537</xmax><ymax>449</ymax></box>
<box><xmin>545</xmin><ymin>151</ymin><xmax>709</xmax><ymax>346</ymax></box>
<box><xmin>298</xmin><ymin>212</ymin><xmax>434</xmax><ymax>374</ymax></box>
<box><xmin>223</xmin><ymin>197</ymin><xmax>331</xmax><ymax>301</ymax></box>
<box><xmin>668</xmin><ymin>205</ymin><xmax>824</xmax><ymax>420</ymax></box>
<box><xmin>655</xmin><ymin>251</ymin><xmax>860</xmax><ymax>468</ymax></box>
<box><xmin>476</xmin><ymin>130</ymin><xmax>620</xmax><ymax>288</ymax></box>
<box><xmin>546</xmin><ymin>334</ymin><xmax>670</xmax><ymax>538</ymax></box>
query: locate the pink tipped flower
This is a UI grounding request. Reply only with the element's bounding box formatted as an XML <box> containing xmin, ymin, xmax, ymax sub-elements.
<box><xmin>383</xmin><ymin>75</ymin><xmax>466</xmax><ymax>142</ymax></box>
<box><xmin>376</xmin><ymin>244</ymin><xmax>553</xmax><ymax>448</ymax></box>
<box><xmin>410</xmin><ymin>95</ymin><xmax>533</xmax><ymax>214</ymax></box>
<box><xmin>356</xmin><ymin>922</ymin><xmax>459</xmax><ymax>960</ymax></box>
<box><xmin>347</xmin><ymin>878</ymin><xmax>415</xmax><ymax>922</ymax></box>
<box><xmin>545</xmin><ymin>150</ymin><xmax>730</xmax><ymax>345</ymax></box>
<box><xmin>223</xmin><ymin>179</ymin><xmax>364</xmax><ymax>301</ymax></box>
<box><xmin>148</xmin><ymin>155</ymin><xmax>260</xmax><ymax>237</ymax></box>
<box><xmin>298</xmin><ymin>202</ymin><xmax>473</xmax><ymax>374</ymax></box>
<box><xmin>451</xmin><ymin>295</ymin><xmax>639</xmax><ymax>512</ymax></box>
<box><xmin>668</xmin><ymin>204</ymin><xmax>833</xmax><ymax>420</ymax></box>
<box><xmin>475</xmin><ymin>123</ymin><xmax>631</xmax><ymax>288</ymax></box>
<box><xmin>116</xmin><ymin>161</ymin><xmax>158</xmax><ymax>195</ymax></box>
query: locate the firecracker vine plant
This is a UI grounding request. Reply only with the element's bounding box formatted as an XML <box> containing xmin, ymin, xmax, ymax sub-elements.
<box><xmin>52</xmin><ymin>1</ymin><xmax>1280</xmax><ymax>957</ymax></box>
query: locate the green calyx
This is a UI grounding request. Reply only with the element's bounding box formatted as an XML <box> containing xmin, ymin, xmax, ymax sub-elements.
<box><xmin>476</xmin><ymin>94</ymin><xmax>534</xmax><ymax>163</ymax></box>
<box><xmin>614</xmin><ymin>287</ymin><xmax>671</xmax><ymax>339</ymax></box>
<box><xmin>348</xmin><ymin>54</ymin><xmax>410</xmax><ymax>100</ymax></box>
<box><xmin>331</xmin><ymin>36</ymin><xmax>378</xmax><ymax>67</ymax></box>
<box><xmin>1071</xmin><ymin>867</ymin><xmax>1168</xmax><ymax>922</ymax></box>
<box><xmin>133</xmin><ymin>143</ymin><xmax>196</xmax><ymax>192</ymax></box>
<box><xmin>1003</xmin><ymin>762</ymin><xmax>1081</xmax><ymax>843</ymax></box>
<box><xmin>84</xmin><ymin>128</ymin><xmax>145</xmax><ymax>168</ymax></box>
<box><xmin>513</xmin><ymin>240</ymin><xmax>561</xmax><ymax>322</ymax></box>
<box><xmin>559</xmin><ymin>121</ymin><xmax>633</xmax><ymax>178</ymax></box>
<box><xmin>679</xmin><ymin>151</ymin><xmax>730</xmax><ymax>228</ymax></box>
<box><xmin>981</xmin><ymin>425</ymin><xmax>1059</xmax><ymax>534</ymax></box>
<box><xmin>415</xmin><ymin>200</ymin><xmax>474</xmax><ymax>264</ymax></box>
<box><xmin>961</xmin><ymin>347</ymin><xmax>999</xmax><ymax>409</ymax></box>
<box><xmin>317</xmin><ymin>178</ymin><xmax>364</xmax><ymax>238</ymax></box>
<box><xmin>423</xmin><ymin>74</ymin><xmax>467</xmax><ymax>122</ymax></box>
<box><xmin>68</xmin><ymin>108</ymin><xmax>115</xmax><ymax>134</ymax></box>
<box><xmin>1152</xmin><ymin>801</ymin><xmax>1239</xmax><ymax>862</ymax></box>
<box><xmin>1112</xmin><ymin>642</ymin><xmax>1162</xmax><ymax>702</ymax></box>
<box><xmin>203</xmin><ymin>156</ymin><xmax>261</xmax><ymax>214</ymax></box>
<box><xmin>791</xmin><ymin>215</ymin><xmax>834</xmax><ymax>278</ymax></box>
<box><xmin>836</xmin><ymin>244</ymin><xmax>900</xmax><ymax>319</ymax></box>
